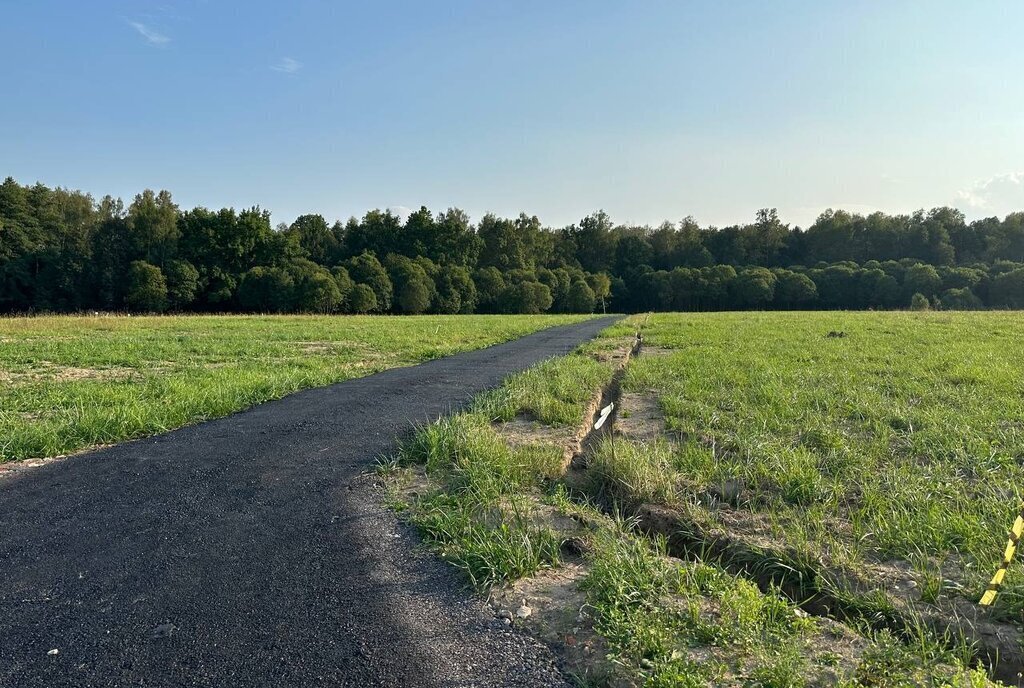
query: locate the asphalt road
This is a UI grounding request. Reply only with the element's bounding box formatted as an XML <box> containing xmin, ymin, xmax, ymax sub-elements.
<box><xmin>0</xmin><ymin>316</ymin><xmax>620</xmax><ymax>688</ymax></box>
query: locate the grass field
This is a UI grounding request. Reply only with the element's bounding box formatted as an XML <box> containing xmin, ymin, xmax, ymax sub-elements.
<box><xmin>0</xmin><ymin>313</ymin><xmax>590</xmax><ymax>464</ymax></box>
<box><xmin>385</xmin><ymin>311</ymin><xmax>1023</xmax><ymax>686</ymax></box>
<box><xmin>613</xmin><ymin>312</ymin><xmax>1024</xmax><ymax>613</ymax></box>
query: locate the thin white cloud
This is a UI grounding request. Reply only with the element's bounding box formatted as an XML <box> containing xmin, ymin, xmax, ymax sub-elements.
<box><xmin>129</xmin><ymin>20</ymin><xmax>170</xmax><ymax>46</ymax></box>
<box><xmin>389</xmin><ymin>206</ymin><xmax>413</xmax><ymax>222</ymax></box>
<box><xmin>956</xmin><ymin>172</ymin><xmax>1024</xmax><ymax>213</ymax></box>
<box><xmin>271</xmin><ymin>57</ymin><xmax>302</xmax><ymax>74</ymax></box>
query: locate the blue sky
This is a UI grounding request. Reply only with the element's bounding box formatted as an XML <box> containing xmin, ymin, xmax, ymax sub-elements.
<box><xmin>3</xmin><ymin>1</ymin><xmax>1023</xmax><ymax>228</ymax></box>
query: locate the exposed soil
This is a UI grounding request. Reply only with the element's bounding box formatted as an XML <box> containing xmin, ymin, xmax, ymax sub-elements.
<box><xmin>489</xmin><ymin>566</ymin><xmax>631</xmax><ymax>687</ymax></box>
<box><xmin>1</xmin><ymin>363</ymin><xmax>142</xmax><ymax>384</ymax></box>
<box><xmin>615</xmin><ymin>391</ymin><xmax>672</xmax><ymax>444</ymax></box>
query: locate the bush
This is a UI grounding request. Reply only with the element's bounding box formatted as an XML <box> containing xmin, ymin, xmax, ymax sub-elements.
<box><xmin>774</xmin><ymin>270</ymin><xmax>817</xmax><ymax>309</ymax></box>
<box><xmin>385</xmin><ymin>255</ymin><xmax>434</xmax><ymax>314</ymax></box>
<box><xmin>164</xmin><ymin>259</ymin><xmax>199</xmax><ymax>310</ymax></box>
<box><xmin>344</xmin><ymin>252</ymin><xmax>393</xmax><ymax>311</ymax></box>
<box><xmin>732</xmin><ymin>268</ymin><xmax>776</xmax><ymax>309</ymax></box>
<box><xmin>348</xmin><ymin>284</ymin><xmax>378</xmax><ymax>313</ymax></box>
<box><xmin>125</xmin><ymin>261</ymin><xmax>168</xmax><ymax>312</ymax></box>
<box><xmin>909</xmin><ymin>292</ymin><xmax>930</xmax><ymax>311</ymax></box>
<box><xmin>564</xmin><ymin>279</ymin><xmax>596</xmax><ymax>313</ymax></box>
<box><xmin>294</xmin><ymin>271</ymin><xmax>342</xmax><ymax>313</ymax></box>
<box><xmin>237</xmin><ymin>266</ymin><xmax>294</xmax><ymax>313</ymax></box>
<box><xmin>904</xmin><ymin>264</ymin><xmax>942</xmax><ymax>299</ymax></box>
<box><xmin>990</xmin><ymin>267</ymin><xmax>1024</xmax><ymax>308</ymax></box>
<box><xmin>473</xmin><ymin>267</ymin><xmax>505</xmax><ymax>313</ymax></box>
<box><xmin>939</xmin><ymin>287</ymin><xmax>982</xmax><ymax>311</ymax></box>
<box><xmin>330</xmin><ymin>266</ymin><xmax>355</xmax><ymax>312</ymax></box>
<box><xmin>497</xmin><ymin>281</ymin><xmax>552</xmax><ymax>314</ymax></box>
<box><xmin>434</xmin><ymin>265</ymin><xmax>477</xmax><ymax>314</ymax></box>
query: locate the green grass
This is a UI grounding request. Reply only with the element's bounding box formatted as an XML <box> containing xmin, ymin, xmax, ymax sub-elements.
<box><xmin>581</xmin><ymin>526</ymin><xmax>817</xmax><ymax>687</ymax></box>
<box><xmin>0</xmin><ymin>313</ymin><xmax>591</xmax><ymax>463</ymax></box>
<box><xmin>385</xmin><ymin>317</ymin><xmax>998</xmax><ymax>685</ymax></box>
<box><xmin>618</xmin><ymin>312</ymin><xmax>1024</xmax><ymax>617</ymax></box>
<box><xmin>396</xmin><ymin>411</ymin><xmax>571</xmax><ymax>587</ymax></box>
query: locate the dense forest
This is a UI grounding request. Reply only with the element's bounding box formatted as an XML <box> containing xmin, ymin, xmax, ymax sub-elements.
<box><xmin>3</xmin><ymin>176</ymin><xmax>1024</xmax><ymax>315</ymax></box>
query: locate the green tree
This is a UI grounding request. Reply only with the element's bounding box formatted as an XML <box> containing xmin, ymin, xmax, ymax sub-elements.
<box><xmin>432</xmin><ymin>208</ymin><xmax>483</xmax><ymax>266</ymax></box>
<box><xmin>286</xmin><ymin>214</ymin><xmax>338</xmax><ymax>265</ymax></box>
<box><xmin>564</xmin><ymin>279</ymin><xmax>596</xmax><ymax>313</ymax></box>
<box><xmin>178</xmin><ymin>206</ymin><xmax>274</xmax><ymax>307</ymax></box>
<box><xmin>238</xmin><ymin>267</ymin><xmax>294</xmax><ymax>313</ymax></box>
<box><xmin>473</xmin><ymin>267</ymin><xmax>506</xmax><ymax>313</ymax></box>
<box><xmin>125</xmin><ymin>260</ymin><xmax>169</xmax><ymax>312</ymax></box>
<box><xmin>128</xmin><ymin>189</ymin><xmax>179</xmax><ymax>267</ymax></box>
<box><xmin>165</xmin><ymin>259</ymin><xmax>200</xmax><ymax>310</ymax></box>
<box><xmin>990</xmin><ymin>268</ymin><xmax>1024</xmax><ymax>308</ymax></box>
<box><xmin>774</xmin><ymin>270</ymin><xmax>817</xmax><ymax>309</ymax></box>
<box><xmin>385</xmin><ymin>254</ymin><xmax>434</xmax><ymax>314</ymax></box>
<box><xmin>478</xmin><ymin>214</ymin><xmax>534</xmax><ymax>271</ymax></box>
<box><xmin>330</xmin><ymin>266</ymin><xmax>355</xmax><ymax>312</ymax></box>
<box><xmin>732</xmin><ymin>268</ymin><xmax>776</xmax><ymax>308</ymax></box>
<box><xmin>939</xmin><ymin>288</ymin><xmax>982</xmax><ymax>310</ymax></box>
<box><xmin>294</xmin><ymin>271</ymin><xmax>341</xmax><ymax>313</ymax></box>
<box><xmin>434</xmin><ymin>265</ymin><xmax>477</xmax><ymax>314</ymax></box>
<box><xmin>614</xmin><ymin>233</ymin><xmax>653</xmax><ymax>276</ymax></box>
<box><xmin>497</xmin><ymin>281</ymin><xmax>552</xmax><ymax>314</ymax></box>
<box><xmin>344</xmin><ymin>252</ymin><xmax>392</xmax><ymax>311</ymax></box>
<box><xmin>348</xmin><ymin>284</ymin><xmax>377</xmax><ymax>313</ymax></box>
<box><xmin>569</xmin><ymin>211</ymin><xmax>617</xmax><ymax>273</ymax></box>
<box><xmin>342</xmin><ymin>209</ymin><xmax>403</xmax><ymax>258</ymax></box>
<box><xmin>909</xmin><ymin>292</ymin><xmax>930</xmax><ymax>311</ymax></box>
<box><xmin>585</xmin><ymin>273</ymin><xmax>612</xmax><ymax>312</ymax></box>
<box><xmin>745</xmin><ymin>208</ymin><xmax>789</xmax><ymax>265</ymax></box>
<box><xmin>903</xmin><ymin>263</ymin><xmax>942</xmax><ymax>299</ymax></box>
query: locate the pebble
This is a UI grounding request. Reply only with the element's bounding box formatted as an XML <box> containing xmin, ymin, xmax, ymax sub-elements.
<box><xmin>515</xmin><ymin>601</ymin><xmax>532</xmax><ymax>620</ymax></box>
<box><xmin>151</xmin><ymin>623</ymin><xmax>177</xmax><ymax>639</ymax></box>
<box><xmin>47</xmin><ymin>649</ymin><xmax>59</xmax><ymax>656</ymax></box>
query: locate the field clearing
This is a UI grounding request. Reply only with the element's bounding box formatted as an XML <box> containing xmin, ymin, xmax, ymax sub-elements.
<box><xmin>0</xmin><ymin>313</ymin><xmax>591</xmax><ymax>464</ymax></box>
<box><xmin>385</xmin><ymin>311</ymin><xmax>1024</xmax><ymax>685</ymax></box>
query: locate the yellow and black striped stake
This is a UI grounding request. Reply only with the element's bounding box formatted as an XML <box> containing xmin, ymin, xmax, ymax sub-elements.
<box><xmin>980</xmin><ymin>507</ymin><xmax>1024</xmax><ymax>606</ymax></box>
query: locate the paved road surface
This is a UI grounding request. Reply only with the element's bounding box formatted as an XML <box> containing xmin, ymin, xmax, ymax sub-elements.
<box><xmin>0</xmin><ymin>316</ymin><xmax>620</xmax><ymax>687</ymax></box>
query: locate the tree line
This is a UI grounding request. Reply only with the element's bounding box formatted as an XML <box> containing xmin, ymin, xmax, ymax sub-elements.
<box><xmin>3</xmin><ymin>177</ymin><xmax>1024</xmax><ymax>315</ymax></box>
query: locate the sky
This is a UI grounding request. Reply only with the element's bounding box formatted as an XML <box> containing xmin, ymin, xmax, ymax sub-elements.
<box><xmin>2</xmin><ymin>1</ymin><xmax>1024</xmax><ymax>229</ymax></box>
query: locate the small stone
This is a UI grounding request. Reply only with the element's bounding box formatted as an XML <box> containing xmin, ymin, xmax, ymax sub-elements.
<box><xmin>640</xmin><ymin>658</ymin><xmax>655</xmax><ymax>670</ymax></box>
<box><xmin>47</xmin><ymin>649</ymin><xmax>59</xmax><ymax>656</ymax></box>
<box><xmin>151</xmin><ymin>623</ymin><xmax>177</xmax><ymax>639</ymax></box>
<box><xmin>794</xmin><ymin>608</ymin><xmax>809</xmax><ymax>619</ymax></box>
<box><xmin>496</xmin><ymin>609</ymin><xmax>514</xmax><ymax>621</ymax></box>
<box><xmin>905</xmin><ymin>579</ymin><xmax>918</xmax><ymax>589</ymax></box>
<box><xmin>515</xmin><ymin>601</ymin><xmax>532</xmax><ymax>619</ymax></box>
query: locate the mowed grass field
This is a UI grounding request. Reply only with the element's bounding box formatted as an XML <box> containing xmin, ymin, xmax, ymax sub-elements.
<box><xmin>386</xmin><ymin>311</ymin><xmax>1023</xmax><ymax>686</ymax></box>
<box><xmin>0</xmin><ymin>314</ymin><xmax>591</xmax><ymax>463</ymax></box>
